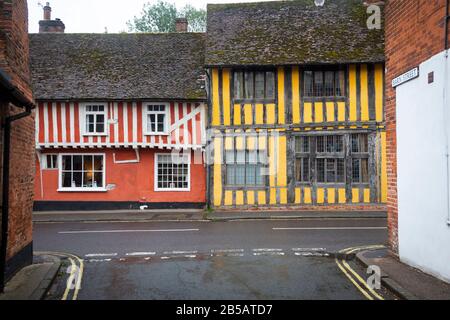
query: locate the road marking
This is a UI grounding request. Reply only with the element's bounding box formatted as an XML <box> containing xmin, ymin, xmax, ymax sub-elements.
<box><xmin>252</xmin><ymin>248</ymin><xmax>283</xmax><ymax>252</ymax></box>
<box><xmin>273</xmin><ymin>227</ymin><xmax>387</xmax><ymax>231</ymax></box>
<box><xmin>335</xmin><ymin>244</ymin><xmax>386</xmax><ymax>300</ymax></box>
<box><xmin>36</xmin><ymin>251</ymin><xmax>84</xmax><ymax>301</ymax></box>
<box><xmin>253</xmin><ymin>252</ymin><xmax>285</xmax><ymax>256</ymax></box>
<box><xmin>211</xmin><ymin>249</ymin><xmax>244</xmax><ymax>253</ymax></box>
<box><xmin>62</xmin><ymin>257</ymin><xmax>77</xmax><ymax>300</ymax></box>
<box><xmin>184</xmin><ymin>255</ymin><xmax>197</xmax><ymax>258</ymax></box>
<box><xmin>335</xmin><ymin>258</ymin><xmax>374</xmax><ymax>300</ymax></box>
<box><xmin>163</xmin><ymin>250</ymin><xmax>198</xmax><ymax>255</ymax></box>
<box><xmin>295</xmin><ymin>252</ymin><xmax>329</xmax><ymax>257</ymax></box>
<box><xmin>87</xmin><ymin>258</ymin><xmax>112</xmax><ymax>263</ymax></box>
<box><xmin>292</xmin><ymin>247</ymin><xmax>327</xmax><ymax>252</ymax></box>
<box><xmin>58</xmin><ymin>228</ymin><xmax>200</xmax><ymax>234</ymax></box>
<box><xmin>85</xmin><ymin>253</ymin><xmax>117</xmax><ymax>257</ymax></box>
<box><xmin>125</xmin><ymin>252</ymin><xmax>156</xmax><ymax>256</ymax></box>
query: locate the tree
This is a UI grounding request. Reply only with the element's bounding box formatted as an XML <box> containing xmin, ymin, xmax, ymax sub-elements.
<box><xmin>127</xmin><ymin>1</ymin><xmax>206</xmax><ymax>33</ymax></box>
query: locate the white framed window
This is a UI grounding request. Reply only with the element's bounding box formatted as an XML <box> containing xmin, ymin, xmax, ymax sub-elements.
<box><xmin>43</xmin><ymin>154</ymin><xmax>58</xmax><ymax>170</ymax></box>
<box><xmin>154</xmin><ymin>153</ymin><xmax>190</xmax><ymax>191</ymax></box>
<box><xmin>83</xmin><ymin>103</ymin><xmax>107</xmax><ymax>135</ymax></box>
<box><xmin>58</xmin><ymin>154</ymin><xmax>106</xmax><ymax>192</ymax></box>
<box><xmin>144</xmin><ymin>103</ymin><xmax>169</xmax><ymax>135</ymax></box>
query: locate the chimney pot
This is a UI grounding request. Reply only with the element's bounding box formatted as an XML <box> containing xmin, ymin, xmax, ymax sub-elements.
<box><xmin>43</xmin><ymin>2</ymin><xmax>51</xmax><ymax>20</ymax></box>
<box><xmin>175</xmin><ymin>18</ymin><xmax>188</xmax><ymax>32</ymax></box>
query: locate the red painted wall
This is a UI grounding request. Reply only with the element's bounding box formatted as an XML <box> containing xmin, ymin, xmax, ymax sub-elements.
<box><xmin>34</xmin><ymin>148</ymin><xmax>206</xmax><ymax>203</ymax></box>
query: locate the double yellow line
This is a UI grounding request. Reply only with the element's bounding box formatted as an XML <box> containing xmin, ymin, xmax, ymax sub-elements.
<box><xmin>335</xmin><ymin>245</ymin><xmax>385</xmax><ymax>300</ymax></box>
<box><xmin>36</xmin><ymin>251</ymin><xmax>84</xmax><ymax>300</ymax></box>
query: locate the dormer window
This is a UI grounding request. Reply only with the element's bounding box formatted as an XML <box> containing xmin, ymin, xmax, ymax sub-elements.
<box><xmin>233</xmin><ymin>70</ymin><xmax>275</xmax><ymax>101</ymax></box>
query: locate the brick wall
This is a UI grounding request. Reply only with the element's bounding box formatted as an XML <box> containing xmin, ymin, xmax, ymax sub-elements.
<box><xmin>0</xmin><ymin>0</ymin><xmax>35</xmax><ymax>271</ymax></box>
<box><xmin>385</xmin><ymin>0</ymin><xmax>448</xmax><ymax>253</ymax></box>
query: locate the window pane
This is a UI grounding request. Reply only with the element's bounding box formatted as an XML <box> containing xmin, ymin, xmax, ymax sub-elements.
<box><xmin>246</xmin><ymin>164</ymin><xmax>256</xmax><ymax>185</ymax></box>
<box><xmin>248</xmin><ymin>150</ymin><xmax>257</xmax><ymax>164</ymax></box>
<box><xmin>244</xmin><ymin>72</ymin><xmax>254</xmax><ymax>99</ymax></box>
<box><xmin>148</xmin><ymin>114</ymin><xmax>155</xmax><ymax>132</ymax></box>
<box><xmin>83</xmin><ymin>171</ymin><xmax>93</xmax><ymax>187</ymax></box>
<box><xmin>256</xmin><ymin>165</ymin><xmax>264</xmax><ymax>185</ymax></box>
<box><xmin>93</xmin><ymin>172</ymin><xmax>103</xmax><ymax>188</ymax></box>
<box><xmin>226</xmin><ymin>166</ymin><xmax>235</xmax><ymax>185</ymax></box>
<box><xmin>317</xmin><ymin>158</ymin><xmax>325</xmax><ymax>183</ymax></box>
<box><xmin>236</xmin><ymin>150</ymin><xmax>245</xmax><ymax>164</ymax></box>
<box><xmin>324</xmin><ymin>71</ymin><xmax>334</xmax><ymax>96</ymax></box>
<box><xmin>73</xmin><ymin>156</ymin><xmax>82</xmax><ymax>170</ymax></box>
<box><xmin>351</xmin><ymin>134</ymin><xmax>359</xmax><ymax>152</ymax></box>
<box><xmin>62</xmin><ymin>156</ymin><xmax>72</xmax><ymax>170</ymax></box>
<box><xmin>302</xmin><ymin>158</ymin><xmax>309</xmax><ymax>182</ymax></box>
<box><xmin>352</xmin><ymin>159</ymin><xmax>360</xmax><ymax>182</ymax></box>
<box><xmin>314</xmin><ymin>71</ymin><xmax>324</xmax><ymax>96</ymax></box>
<box><xmin>97</xmin><ymin>114</ymin><xmax>104</xmax><ymax>123</ymax></box>
<box><xmin>304</xmin><ymin>71</ymin><xmax>313</xmax><ymax>96</ymax></box>
<box><xmin>336</xmin><ymin>70</ymin><xmax>345</xmax><ymax>96</ymax></box>
<box><xmin>361</xmin><ymin>158</ymin><xmax>369</xmax><ymax>183</ymax></box>
<box><xmin>295</xmin><ymin>136</ymin><xmax>309</xmax><ymax>153</ymax></box>
<box><xmin>326</xmin><ymin>136</ymin><xmax>335</xmax><ymax>153</ymax></box>
<box><xmin>265</xmin><ymin>72</ymin><xmax>275</xmax><ymax>99</ymax></box>
<box><xmin>234</xmin><ymin>72</ymin><xmax>244</xmax><ymax>99</ymax></box>
<box><xmin>326</xmin><ymin>159</ymin><xmax>336</xmax><ymax>183</ymax></box>
<box><xmin>62</xmin><ymin>172</ymin><xmax>71</xmax><ymax>188</ymax></box>
<box><xmin>96</xmin><ymin>123</ymin><xmax>104</xmax><ymax>133</ymax></box>
<box><xmin>73</xmin><ymin>171</ymin><xmax>82</xmax><ymax>187</ymax></box>
<box><xmin>337</xmin><ymin>159</ymin><xmax>345</xmax><ymax>182</ymax></box>
<box><xmin>360</xmin><ymin>134</ymin><xmax>368</xmax><ymax>153</ymax></box>
<box><xmin>317</xmin><ymin>136</ymin><xmax>324</xmax><ymax>153</ymax></box>
<box><xmin>235</xmin><ymin>165</ymin><xmax>245</xmax><ymax>184</ymax></box>
<box><xmin>225</xmin><ymin>150</ymin><xmax>235</xmax><ymax>164</ymax></box>
<box><xmin>83</xmin><ymin>155</ymin><xmax>93</xmax><ymax>171</ymax></box>
<box><xmin>255</xmin><ymin>72</ymin><xmax>265</xmax><ymax>99</ymax></box>
<box><xmin>336</xmin><ymin>136</ymin><xmax>343</xmax><ymax>152</ymax></box>
<box><xmin>94</xmin><ymin>156</ymin><xmax>103</xmax><ymax>170</ymax></box>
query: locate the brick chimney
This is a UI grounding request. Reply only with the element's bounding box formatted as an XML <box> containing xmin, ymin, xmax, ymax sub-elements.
<box><xmin>175</xmin><ymin>18</ymin><xmax>188</xmax><ymax>32</ymax></box>
<box><xmin>39</xmin><ymin>2</ymin><xmax>65</xmax><ymax>33</ymax></box>
<box><xmin>43</xmin><ymin>2</ymin><xmax>51</xmax><ymax>20</ymax></box>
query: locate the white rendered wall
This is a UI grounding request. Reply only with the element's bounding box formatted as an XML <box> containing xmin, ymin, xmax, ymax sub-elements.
<box><xmin>396</xmin><ymin>50</ymin><xmax>450</xmax><ymax>283</ymax></box>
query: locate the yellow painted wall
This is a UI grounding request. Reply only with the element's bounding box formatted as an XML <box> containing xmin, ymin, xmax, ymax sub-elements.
<box><xmin>209</xmin><ymin>65</ymin><xmax>386</xmax><ymax>208</ymax></box>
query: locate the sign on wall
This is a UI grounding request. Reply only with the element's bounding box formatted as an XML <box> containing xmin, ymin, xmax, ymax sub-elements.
<box><xmin>392</xmin><ymin>67</ymin><xmax>419</xmax><ymax>88</ymax></box>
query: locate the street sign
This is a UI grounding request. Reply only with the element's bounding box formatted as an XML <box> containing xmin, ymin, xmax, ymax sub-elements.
<box><xmin>392</xmin><ymin>67</ymin><xmax>419</xmax><ymax>88</ymax></box>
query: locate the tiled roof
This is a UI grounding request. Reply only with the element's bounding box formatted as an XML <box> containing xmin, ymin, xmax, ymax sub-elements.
<box><xmin>205</xmin><ymin>0</ymin><xmax>384</xmax><ymax>66</ymax></box>
<box><xmin>29</xmin><ymin>33</ymin><xmax>206</xmax><ymax>100</ymax></box>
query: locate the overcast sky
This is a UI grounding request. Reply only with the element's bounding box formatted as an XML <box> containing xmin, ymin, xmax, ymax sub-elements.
<box><xmin>27</xmin><ymin>0</ymin><xmax>274</xmax><ymax>33</ymax></box>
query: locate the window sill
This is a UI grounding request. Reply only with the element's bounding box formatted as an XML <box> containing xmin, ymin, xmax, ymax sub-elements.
<box><xmin>57</xmin><ymin>188</ymin><xmax>108</xmax><ymax>192</ymax></box>
<box><xmin>144</xmin><ymin>132</ymin><xmax>170</xmax><ymax>136</ymax></box>
<box><xmin>154</xmin><ymin>188</ymin><xmax>190</xmax><ymax>192</ymax></box>
<box><xmin>82</xmin><ymin>133</ymin><xmax>108</xmax><ymax>137</ymax></box>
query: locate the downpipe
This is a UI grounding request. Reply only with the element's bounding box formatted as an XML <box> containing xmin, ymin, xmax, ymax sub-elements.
<box><xmin>0</xmin><ymin>106</ymin><xmax>32</xmax><ymax>292</ymax></box>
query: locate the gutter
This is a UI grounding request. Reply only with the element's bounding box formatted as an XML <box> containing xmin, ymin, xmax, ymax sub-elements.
<box><xmin>0</xmin><ymin>70</ymin><xmax>34</xmax><ymax>293</ymax></box>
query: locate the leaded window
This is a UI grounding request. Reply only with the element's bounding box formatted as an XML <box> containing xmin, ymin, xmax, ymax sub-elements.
<box><xmin>303</xmin><ymin>69</ymin><xmax>346</xmax><ymax>97</ymax></box>
<box><xmin>225</xmin><ymin>150</ymin><xmax>265</xmax><ymax>186</ymax></box>
<box><xmin>233</xmin><ymin>71</ymin><xmax>275</xmax><ymax>101</ymax></box>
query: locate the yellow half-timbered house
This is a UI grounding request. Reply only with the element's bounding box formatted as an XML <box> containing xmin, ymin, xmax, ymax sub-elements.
<box><xmin>205</xmin><ymin>0</ymin><xmax>386</xmax><ymax>209</ymax></box>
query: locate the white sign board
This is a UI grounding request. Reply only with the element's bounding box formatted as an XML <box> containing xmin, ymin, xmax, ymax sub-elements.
<box><xmin>392</xmin><ymin>67</ymin><xmax>419</xmax><ymax>88</ymax></box>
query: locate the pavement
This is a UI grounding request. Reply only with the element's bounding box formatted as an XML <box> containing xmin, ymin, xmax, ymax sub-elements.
<box><xmin>33</xmin><ymin>209</ymin><xmax>387</xmax><ymax>223</ymax></box>
<box><xmin>0</xmin><ymin>253</ymin><xmax>61</xmax><ymax>300</ymax></box>
<box><xmin>356</xmin><ymin>248</ymin><xmax>450</xmax><ymax>300</ymax></box>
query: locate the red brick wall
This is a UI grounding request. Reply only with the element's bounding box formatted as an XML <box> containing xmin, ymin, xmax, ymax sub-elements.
<box><xmin>385</xmin><ymin>0</ymin><xmax>448</xmax><ymax>253</ymax></box>
<box><xmin>0</xmin><ymin>0</ymin><xmax>35</xmax><ymax>262</ymax></box>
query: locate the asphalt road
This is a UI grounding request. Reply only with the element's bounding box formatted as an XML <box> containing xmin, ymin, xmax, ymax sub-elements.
<box><xmin>33</xmin><ymin>218</ymin><xmax>396</xmax><ymax>300</ymax></box>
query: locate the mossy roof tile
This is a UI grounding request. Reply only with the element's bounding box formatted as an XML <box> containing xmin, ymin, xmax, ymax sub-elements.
<box><xmin>29</xmin><ymin>33</ymin><xmax>207</xmax><ymax>100</ymax></box>
<box><xmin>205</xmin><ymin>0</ymin><xmax>384</xmax><ymax>66</ymax></box>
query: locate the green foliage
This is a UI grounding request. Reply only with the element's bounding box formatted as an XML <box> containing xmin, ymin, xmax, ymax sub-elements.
<box><xmin>127</xmin><ymin>1</ymin><xmax>206</xmax><ymax>33</ymax></box>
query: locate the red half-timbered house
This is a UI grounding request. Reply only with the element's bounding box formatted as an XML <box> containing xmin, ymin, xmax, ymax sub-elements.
<box><xmin>29</xmin><ymin>33</ymin><xmax>207</xmax><ymax>210</ymax></box>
